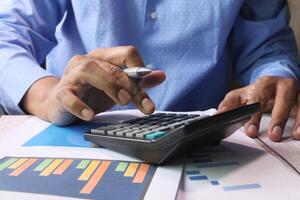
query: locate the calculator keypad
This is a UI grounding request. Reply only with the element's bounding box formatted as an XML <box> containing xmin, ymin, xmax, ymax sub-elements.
<box><xmin>91</xmin><ymin>113</ymin><xmax>206</xmax><ymax>140</ymax></box>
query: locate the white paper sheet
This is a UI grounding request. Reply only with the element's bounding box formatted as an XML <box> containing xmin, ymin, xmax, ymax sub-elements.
<box><xmin>0</xmin><ymin>110</ymin><xmax>185</xmax><ymax>200</ymax></box>
<box><xmin>177</xmin><ymin>129</ymin><xmax>300</xmax><ymax>200</ymax></box>
<box><xmin>258</xmin><ymin>115</ymin><xmax>300</xmax><ymax>174</ymax></box>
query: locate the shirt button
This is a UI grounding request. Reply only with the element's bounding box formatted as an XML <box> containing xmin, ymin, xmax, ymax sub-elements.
<box><xmin>150</xmin><ymin>12</ymin><xmax>158</xmax><ymax>20</ymax></box>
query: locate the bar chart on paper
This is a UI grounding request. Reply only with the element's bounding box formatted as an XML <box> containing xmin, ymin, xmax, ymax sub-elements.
<box><xmin>0</xmin><ymin>156</ymin><xmax>156</xmax><ymax>200</ymax></box>
<box><xmin>183</xmin><ymin>143</ymin><xmax>263</xmax><ymax>197</ymax></box>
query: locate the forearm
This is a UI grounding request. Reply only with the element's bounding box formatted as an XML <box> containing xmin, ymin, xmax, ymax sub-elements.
<box><xmin>0</xmin><ymin>0</ymin><xmax>68</xmax><ymax>114</ymax></box>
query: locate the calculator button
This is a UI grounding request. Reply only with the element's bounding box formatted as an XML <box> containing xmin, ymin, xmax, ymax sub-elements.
<box><xmin>125</xmin><ymin>130</ymin><xmax>141</xmax><ymax>138</ymax></box>
<box><xmin>115</xmin><ymin>129</ymin><xmax>131</xmax><ymax>137</ymax></box>
<box><xmin>138</xmin><ymin>124</ymin><xmax>151</xmax><ymax>129</ymax></box>
<box><xmin>91</xmin><ymin>126</ymin><xmax>116</xmax><ymax>134</ymax></box>
<box><xmin>145</xmin><ymin>131</ymin><xmax>167</xmax><ymax>140</ymax></box>
<box><xmin>91</xmin><ymin>124</ymin><xmax>130</xmax><ymax>134</ymax></box>
<box><xmin>130</xmin><ymin>130</ymin><xmax>150</xmax><ymax>139</ymax></box>
<box><xmin>169</xmin><ymin>122</ymin><xmax>184</xmax><ymax>128</ymax></box>
<box><xmin>127</xmin><ymin>124</ymin><xmax>140</xmax><ymax>128</ymax></box>
<box><xmin>148</xmin><ymin>125</ymin><xmax>160</xmax><ymax>130</ymax></box>
<box><xmin>107</xmin><ymin>131</ymin><xmax>116</xmax><ymax>136</ymax></box>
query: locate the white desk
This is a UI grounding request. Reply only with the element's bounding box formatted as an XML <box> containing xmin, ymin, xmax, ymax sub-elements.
<box><xmin>0</xmin><ymin>113</ymin><xmax>299</xmax><ymax>200</ymax></box>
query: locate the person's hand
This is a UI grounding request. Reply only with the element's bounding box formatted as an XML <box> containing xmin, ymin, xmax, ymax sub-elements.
<box><xmin>22</xmin><ymin>46</ymin><xmax>166</xmax><ymax>125</ymax></box>
<box><xmin>217</xmin><ymin>76</ymin><xmax>300</xmax><ymax>141</ymax></box>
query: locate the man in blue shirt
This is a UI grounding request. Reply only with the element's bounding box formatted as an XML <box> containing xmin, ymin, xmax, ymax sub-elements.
<box><xmin>0</xmin><ymin>0</ymin><xmax>300</xmax><ymax>142</ymax></box>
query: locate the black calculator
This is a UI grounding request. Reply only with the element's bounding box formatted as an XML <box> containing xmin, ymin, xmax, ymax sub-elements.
<box><xmin>84</xmin><ymin>103</ymin><xmax>260</xmax><ymax>165</ymax></box>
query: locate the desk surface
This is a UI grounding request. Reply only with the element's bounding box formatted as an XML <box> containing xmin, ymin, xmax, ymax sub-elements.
<box><xmin>0</xmin><ymin>114</ymin><xmax>299</xmax><ymax>200</ymax></box>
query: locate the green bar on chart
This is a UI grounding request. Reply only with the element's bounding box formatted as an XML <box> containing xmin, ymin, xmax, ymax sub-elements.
<box><xmin>34</xmin><ymin>159</ymin><xmax>54</xmax><ymax>171</ymax></box>
<box><xmin>76</xmin><ymin>160</ymin><xmax>91</xmax><ymax>169</ymax></box>
<box><xmin>0</xmin><ymin>158</ymin><xmax>18</xmax><ymax>171</ymax></box>
<box><xmin>115</xmin><ymin>162</ymin><xmax>128</xmax><ymax>172</ymax></box>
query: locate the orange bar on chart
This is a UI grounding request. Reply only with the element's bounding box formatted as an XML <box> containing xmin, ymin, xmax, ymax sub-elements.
<box><xmin>8</xmin><ymin>158</ymin><xmax>28</xmax><ymax>169</ymax></box>
<box><xmin>40</xmin><ymin>159</ymin><xmax>63</xmax><ymax>176</ymax></box>
<box><xmin>132</xmin><ymin>164</ymin><xmax>150</xmax><ymax>183</ymax></box>
<box><xmin>124</xmin><ymin>163</ymin><xmax>139</xmax><ymax>177</ymax></box>
<box><xmin>9</xmin><ymin>159</ymin><xmax>37</xmax><ymax>176</ymax></box>
<box><xmin>53</xmin><ymin>159</ymin><xmax>73</xmax><ymax>175</ymax></box>
<box><xmin>80</xmin><ymin>161</ymin><xmax>111</xmax><ymax>194</ymax></box>
<box><xmin>78</xmin><ymin>160</ymin><xmax>100</xmax><ymax>181</ymax></box>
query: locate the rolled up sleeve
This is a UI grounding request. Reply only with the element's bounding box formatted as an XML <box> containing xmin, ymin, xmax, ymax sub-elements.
<box><xmin>231</xmin><ymin>0</ymin><xmax>300</xmax><ymax>85</ymax></box>
<box><xmin>0</xmin><ymin>0</ymin><xmax>68</xmax><ymax>114</ymax></box>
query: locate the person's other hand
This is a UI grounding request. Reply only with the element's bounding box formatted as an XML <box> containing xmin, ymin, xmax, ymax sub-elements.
<box><xmin>22</xmin><ymin>46</ymin><xmax>166</xmax><ymax>125</ymax></box>
<box><xmin>217</xmin><ymin>76</ymin><xmax>300</xmax><ymax>141</ymax></box>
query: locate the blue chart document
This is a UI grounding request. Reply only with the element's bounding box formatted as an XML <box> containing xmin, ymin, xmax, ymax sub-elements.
<box><xmin>0</xmin><ymin>156</ymin><xmax>156</xmax><ymax>200</ymax></box>
<box><xmin>23</xmin><ymin>122</ymin><xmax>105</xmax><ymax>147</ymax></box>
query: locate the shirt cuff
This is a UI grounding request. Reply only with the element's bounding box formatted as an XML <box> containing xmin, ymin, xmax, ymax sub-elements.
<box><xmin>241</xmin><ymin>59</ymin><xmax>300</xmax><ymax>84</ymax></box>
<box><xmin>0</xmin><ymin>57</ymin><xmax>53</xmax><ymax>115</ymax></box>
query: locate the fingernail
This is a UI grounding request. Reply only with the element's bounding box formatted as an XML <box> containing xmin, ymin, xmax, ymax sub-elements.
<box><xmin>118</xmin><ymin>89</ymin><xmax>131</xmax><ymax>104</ymax></box>
<box><xmin>272</xmin><ymin>125</ymin><xmax>282</xmax><ymax>140</ymax></box>
<box><xmin>81</xmin><ymin>108</ymin><xmax>93</xmax><ymax>119</ymax></box>
<box><xmin>141</xmin><ymin>98</ymin><xmax>153</xmax><ymax>112</ymax></box>
<box><xmin>247</xmin><ymin>124</ymin><xmax>258</xmax><ymax>137</ymax></box>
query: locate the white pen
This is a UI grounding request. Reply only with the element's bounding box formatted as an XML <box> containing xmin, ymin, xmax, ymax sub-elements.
<box><xmin>123</xmin><ymin>66</ymin><xmax>152</xmax><ymax>78</ymax></box>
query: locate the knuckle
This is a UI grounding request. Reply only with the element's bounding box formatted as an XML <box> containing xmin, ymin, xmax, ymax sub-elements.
<box><xmin>124</xmin><ymin>45</ymin><xmax>139</xmax><ymax>58</ymax></box>
<box><xmin>258</xmin><ymin>94</ymin><xmax>268</xmax><ymax>107</ymax></box>
<box><xmin>66</xmin><ymin>55</ymin><xmax>87</xmax><ymax>74</ymax></box>
<box><xmin>256</xmin><ymin>76</ymin><xmax>275</xmax><ymax>87</ymax></box>
<box><xmin>225</xmin><ymin>90</ymin><xmax>238</xmax><ymax>100</ymax></box>
<box><xmin>282</xmin><ymin>78</ymin><xmax>297</xmax><ymax>90</ymax></box>
<box><xmin>69</xmin><ymin>55</ymin><xmax>86</xmax><ymax>64</ymax></box>
<box><xmin>77</xmin><ymin>60</ymin><xmax>96</xmax><ymax>75</ymax></box>
<box><xmin>107</xmin><ymin>64</ymin><xmax>123</xmax><ymax>77</ymax></box>
<box><xmin>89</xmin><ymin>48</ymin><xmax>100</xmax><ymax>56</ymax></box>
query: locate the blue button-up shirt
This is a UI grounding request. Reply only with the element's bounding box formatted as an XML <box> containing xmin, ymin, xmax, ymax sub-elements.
<box><xmin>0</xmin><ymin>0</ymin><xmax>299</xmax><ymax>114</ymax></box>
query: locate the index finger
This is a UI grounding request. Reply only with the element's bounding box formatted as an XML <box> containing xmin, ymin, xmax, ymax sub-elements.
<box><xmin>88</xmin><ymin>46</ymin><xmax>144</xmax><ymax>67</ymax></box>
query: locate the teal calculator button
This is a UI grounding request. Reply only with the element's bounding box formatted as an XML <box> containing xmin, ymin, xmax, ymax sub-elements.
<box><xmin>145</xmin><ymin>131</ymin><xmax>166</xmax><ymax>140</ymax></box>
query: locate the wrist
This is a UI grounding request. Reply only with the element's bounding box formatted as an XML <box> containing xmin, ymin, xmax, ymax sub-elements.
<box><xmin>22</xmin><ymin>76</ymin><xmax>60</xmax><ymax>120</ymax></box>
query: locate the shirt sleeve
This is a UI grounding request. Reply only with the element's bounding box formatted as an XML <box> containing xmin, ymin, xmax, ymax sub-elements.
<box><xmin>0</xmin><ymin>0</ymin><xmax>68</xmax><ymax>114</ymax></box>
<box><xmin>231</xmin><ymin>0</ymin><xmax>300</xmax><ymax>86</ymax></box>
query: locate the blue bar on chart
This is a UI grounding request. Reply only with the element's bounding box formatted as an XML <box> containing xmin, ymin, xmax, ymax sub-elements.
<box><xmin>186</xmin><ymin>170</ymin><xmax>200</xmax><ymax>175</ymax></box>
<box><xmin>210</xmin><ymin>180</ymin><xmax>220</xmax><ymax>186</ymax></box>
<box><xmin>189</xmin><ymin>175</ymin><xmax>208</xmax><ymax>181</ymax></box>
<box><xmin>223</xmin><ymin>183</ymin><xmax>262</xmax><ymax>191</ymax></box>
